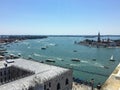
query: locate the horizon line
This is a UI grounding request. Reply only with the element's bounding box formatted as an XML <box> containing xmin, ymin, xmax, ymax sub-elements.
<box><xmin>0</xmin><ymin>34</ymin><xmax>120</xmax><ymax>36</ymax></box>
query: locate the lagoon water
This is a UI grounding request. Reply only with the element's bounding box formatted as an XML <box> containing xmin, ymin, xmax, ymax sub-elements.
<box><xmin>5</xmin><ymin>36</ymin><xmax>120</xmax><ymax>86</ymax></box>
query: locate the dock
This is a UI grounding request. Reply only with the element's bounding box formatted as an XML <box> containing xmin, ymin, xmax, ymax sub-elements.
<box><xmin>101</xmin><ymin>63</ymin><xmax>120</xmax><ymax>90</ymax></box>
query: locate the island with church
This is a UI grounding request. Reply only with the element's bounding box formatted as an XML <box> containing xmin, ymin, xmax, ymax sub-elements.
<box><xmin>75</xmin><ymin>33</ymin><xmax>120</xmax><ymax>48</ymax></box>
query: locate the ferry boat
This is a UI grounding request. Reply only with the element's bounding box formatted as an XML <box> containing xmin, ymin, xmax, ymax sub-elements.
<box><xmin>46</xmin><ymin>59</ymin><xmax>55</xmax><ymax>63</ymax></box>
<box><xmin>41</xmin><ymin>47</ymin><xmax>46</xmax><ymax>50</ymax></box>
<box><xmin>71</xmin><ymin>58</ymin><xmax>80</xmax><ymax>62</ymax></box>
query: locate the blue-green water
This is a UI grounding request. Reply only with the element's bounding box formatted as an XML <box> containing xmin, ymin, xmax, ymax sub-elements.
<box><xmin>4</xmin><ymin>36</ymin><xmax>120</xmax><ymax>86</ymax></box>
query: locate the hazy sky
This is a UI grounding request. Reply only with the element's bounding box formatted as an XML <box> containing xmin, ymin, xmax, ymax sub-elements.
<box><xmin>0</xmin><ymin>0</ymin><xmax>120</xmax><ymax>35</ymax></box>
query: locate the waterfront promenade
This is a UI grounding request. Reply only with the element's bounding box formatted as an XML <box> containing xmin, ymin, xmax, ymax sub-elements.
<box><xmin>101</xmin><ymin>63</ymin><xmax>120</xmax><ymax>90</ymax></box>
<box><xmin>72</xmin><ymin>82</ymin><xmax>98</xmax><ymax>90</ymax></box>
<box><xmin>72</xmin><ymin>63</ymin><xmax>120</xmax><ymax>90</ymax></box>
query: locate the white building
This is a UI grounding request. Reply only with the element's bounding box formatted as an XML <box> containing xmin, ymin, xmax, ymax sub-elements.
<box><xmin>0</xmin><ymin>59</ymin><xmax>72</xmax><ymax>90</ymax></box>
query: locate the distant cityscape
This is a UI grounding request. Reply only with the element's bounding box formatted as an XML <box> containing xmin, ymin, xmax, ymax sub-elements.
<box><xmin>0</xmin><ymin>34</ymin><xmax>120</xmax><ymax>90</ymax></box>
<box><xmin>75</xmin><ymin>33</ymin><xmax>120</xmax><ymax>48</ymax></box>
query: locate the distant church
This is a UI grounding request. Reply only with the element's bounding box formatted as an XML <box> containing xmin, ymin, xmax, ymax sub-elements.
<box><xmin>97</xmin><ymin>32</ymin><xmax>101</xmax><ymax>42</ymax></box>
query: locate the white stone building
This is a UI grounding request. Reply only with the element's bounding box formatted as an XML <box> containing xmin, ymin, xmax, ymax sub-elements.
<box><xmin>0</xmin><ymin>59</ymin><xmax>72</xmax><ymax>90</ymax></box>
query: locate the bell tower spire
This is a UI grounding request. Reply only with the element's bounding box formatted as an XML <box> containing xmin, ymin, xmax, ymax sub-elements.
<box><xmin>97</xmin><ymin>32</ymin><xmax>101</xmax><ymax>42</ymax></box>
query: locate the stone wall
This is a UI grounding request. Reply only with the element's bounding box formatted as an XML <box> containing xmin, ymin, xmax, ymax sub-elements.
<box><xmin>43</xmin><ymin>70</ymin><xmax>73</xmax><ymax>90</ymax></box>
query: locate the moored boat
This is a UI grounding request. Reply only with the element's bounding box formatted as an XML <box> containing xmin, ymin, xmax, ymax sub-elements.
<box><xmin>10</xmin><ymin>54</ymin><xmax>19</xmax><ymax>59</ymax></box>
<box><xmin>0</xmin><ymin>55</ymin><xmax>4</xmax><ymax>60</ymax></box>
<box><xmin>6</xmin><ymin>59</ymin><xmax>15</xmax><ymax>63</ymax></box>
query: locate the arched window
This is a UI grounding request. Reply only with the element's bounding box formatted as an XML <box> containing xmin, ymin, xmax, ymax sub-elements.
<box><xmin>65</xmin><ymin>78</ymin><xmax>69</xmax><ymax>85</ymax></box>
<box><xmin>28</xmin><ymin>86</ymin><xmax>34</xmax><ymax>90</ymax></box>
<box><xmin>49</xmin><ymin>82</ymin><xmax>51</xmax><ymax>87</ymax></box>
<box><xmin>44</xmin><ymin>85</ymin><xmax>46</xmax><ymax>90</ymax></box>
<box><xmin>57</xmin><ymin>83</ymin><xmax>60</xmax><ymax>90</ymax></box>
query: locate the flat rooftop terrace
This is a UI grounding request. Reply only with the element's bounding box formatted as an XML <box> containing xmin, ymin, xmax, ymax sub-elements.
<box><xmin>0</xmin><ymin>59</ymin><xmax>70</xmax><ymax>90</ymax></box>
<box><xmin>101</xmin><ymin>63</ymin><xmax>120</xmax><ymax>90</ymax></box>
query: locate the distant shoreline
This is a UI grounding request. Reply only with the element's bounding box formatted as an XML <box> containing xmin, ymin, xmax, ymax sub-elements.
<box><xmin>1</xmin><ymin>35</ymin><xmax>120</xmax><ymax>37</ymax></box>
<box><xmin>0</xmin><ymin>35</ymin><xmax>47</xmax><ymax>44</ymax></box>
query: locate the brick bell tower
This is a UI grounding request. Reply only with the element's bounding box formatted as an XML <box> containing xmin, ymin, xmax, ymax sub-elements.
<box><xmin>97</xmin><ymin>32</ymin><xmax>101</xmax><ymax>42</ymax></box>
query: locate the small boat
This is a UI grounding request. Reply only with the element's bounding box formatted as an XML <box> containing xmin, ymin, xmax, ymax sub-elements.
<box><xmin>40</xmin><ymin>61</ymin><xmax>44</xmax><ymax>63</ymax></box>
<box><xmin>28</xmin><ymin>57</ymin><xmax>32</xmax><ymax>60</ymax></box>
<box><xmin>18</xmin><ymin>53</ymin><xmax>21</xmax><ymax>57</ymax></box>
<box><xmin>0</xmin><ymin>55</ymin><xmax>4</xmax><ymax>59</ymax></box>
<box><xmin>92</xmin><ymin>59</ymin><xmax>96</xmax><ymax>61</ymax></box>
<box><xmin>14</xmin><ymin>40</ymin><xmax>19</xmax><ymax>43</ymax></box>
<box><xmin>103</xmin><ymin>66</ymin><xmax>109</xmax><ymax>69</ymax></box>
<box><xmin>109</xmin><ymin>55</ymin><xmax>115</xmax><ymax>61</ymax></box>
<box><xmin>71</xmin><ymin>58</ymin><xmax>80</xmax><ymax>62</ymax></box>
<box><xmin>73</xmin><ymin>50</ymin><xmax>77</xmax><ymax>52</ymax></box>
<box><xmin>10</xmin><ymin>54</ymin><xmax>19</xmax><ymax>59</ymax></box>
<box><xmin>41</xmin><ymin>47</ymin><xmax>46</xmax><ymax>50</ymax></box>
<box><xmin>28</xmin><ymin>55</ymin><xmax>32</xmax><ymax>60</ymax></box>
<box><xmin>6</xmin><ymin>59</ymin><xmax>14</xmax><ymax>63</ymax></box>
<box><xmin>46</xmin><ymin>59</ymin><xmax>55</xmax><ymax>63</ymax></box>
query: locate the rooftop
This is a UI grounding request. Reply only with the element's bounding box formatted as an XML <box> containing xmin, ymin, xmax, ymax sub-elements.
<box><xmin>0</xmin><ymin>59</ymin><xmax>70</xmax><ymax>90</ymax></box>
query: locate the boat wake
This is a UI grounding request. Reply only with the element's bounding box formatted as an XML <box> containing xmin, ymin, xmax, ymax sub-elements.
<box><xmin>79</xmin><ymin>60</ymin><xmax>105</xmax><ymax>68</ymax></box>
<box><xmin>94</xmin><ymin>62</ymin><xmax>104</xmax><ymax>68</ymax></box>
<box><xmin>56</xmin><ymin>57</ymin><xmax>63</xmax><ymax>61</ymax></box>
<box><xmin>33</xmin><ymin>53</ymin><xmax>45</xmax><ymax>57</ymax></box>
<box><xmin>48</xmin><ymin>43</ymin><xmax>56</xmax><ymax>46</ymax></box>
<box><xmin>81</xmin><ymin>60</ymin><xmax>89</xmax><ymax>63</ymax></box>
<box><xmin>69</xmin><ymin>64</ymin><xmax>80</xmax><ymax>67</ymax></box>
